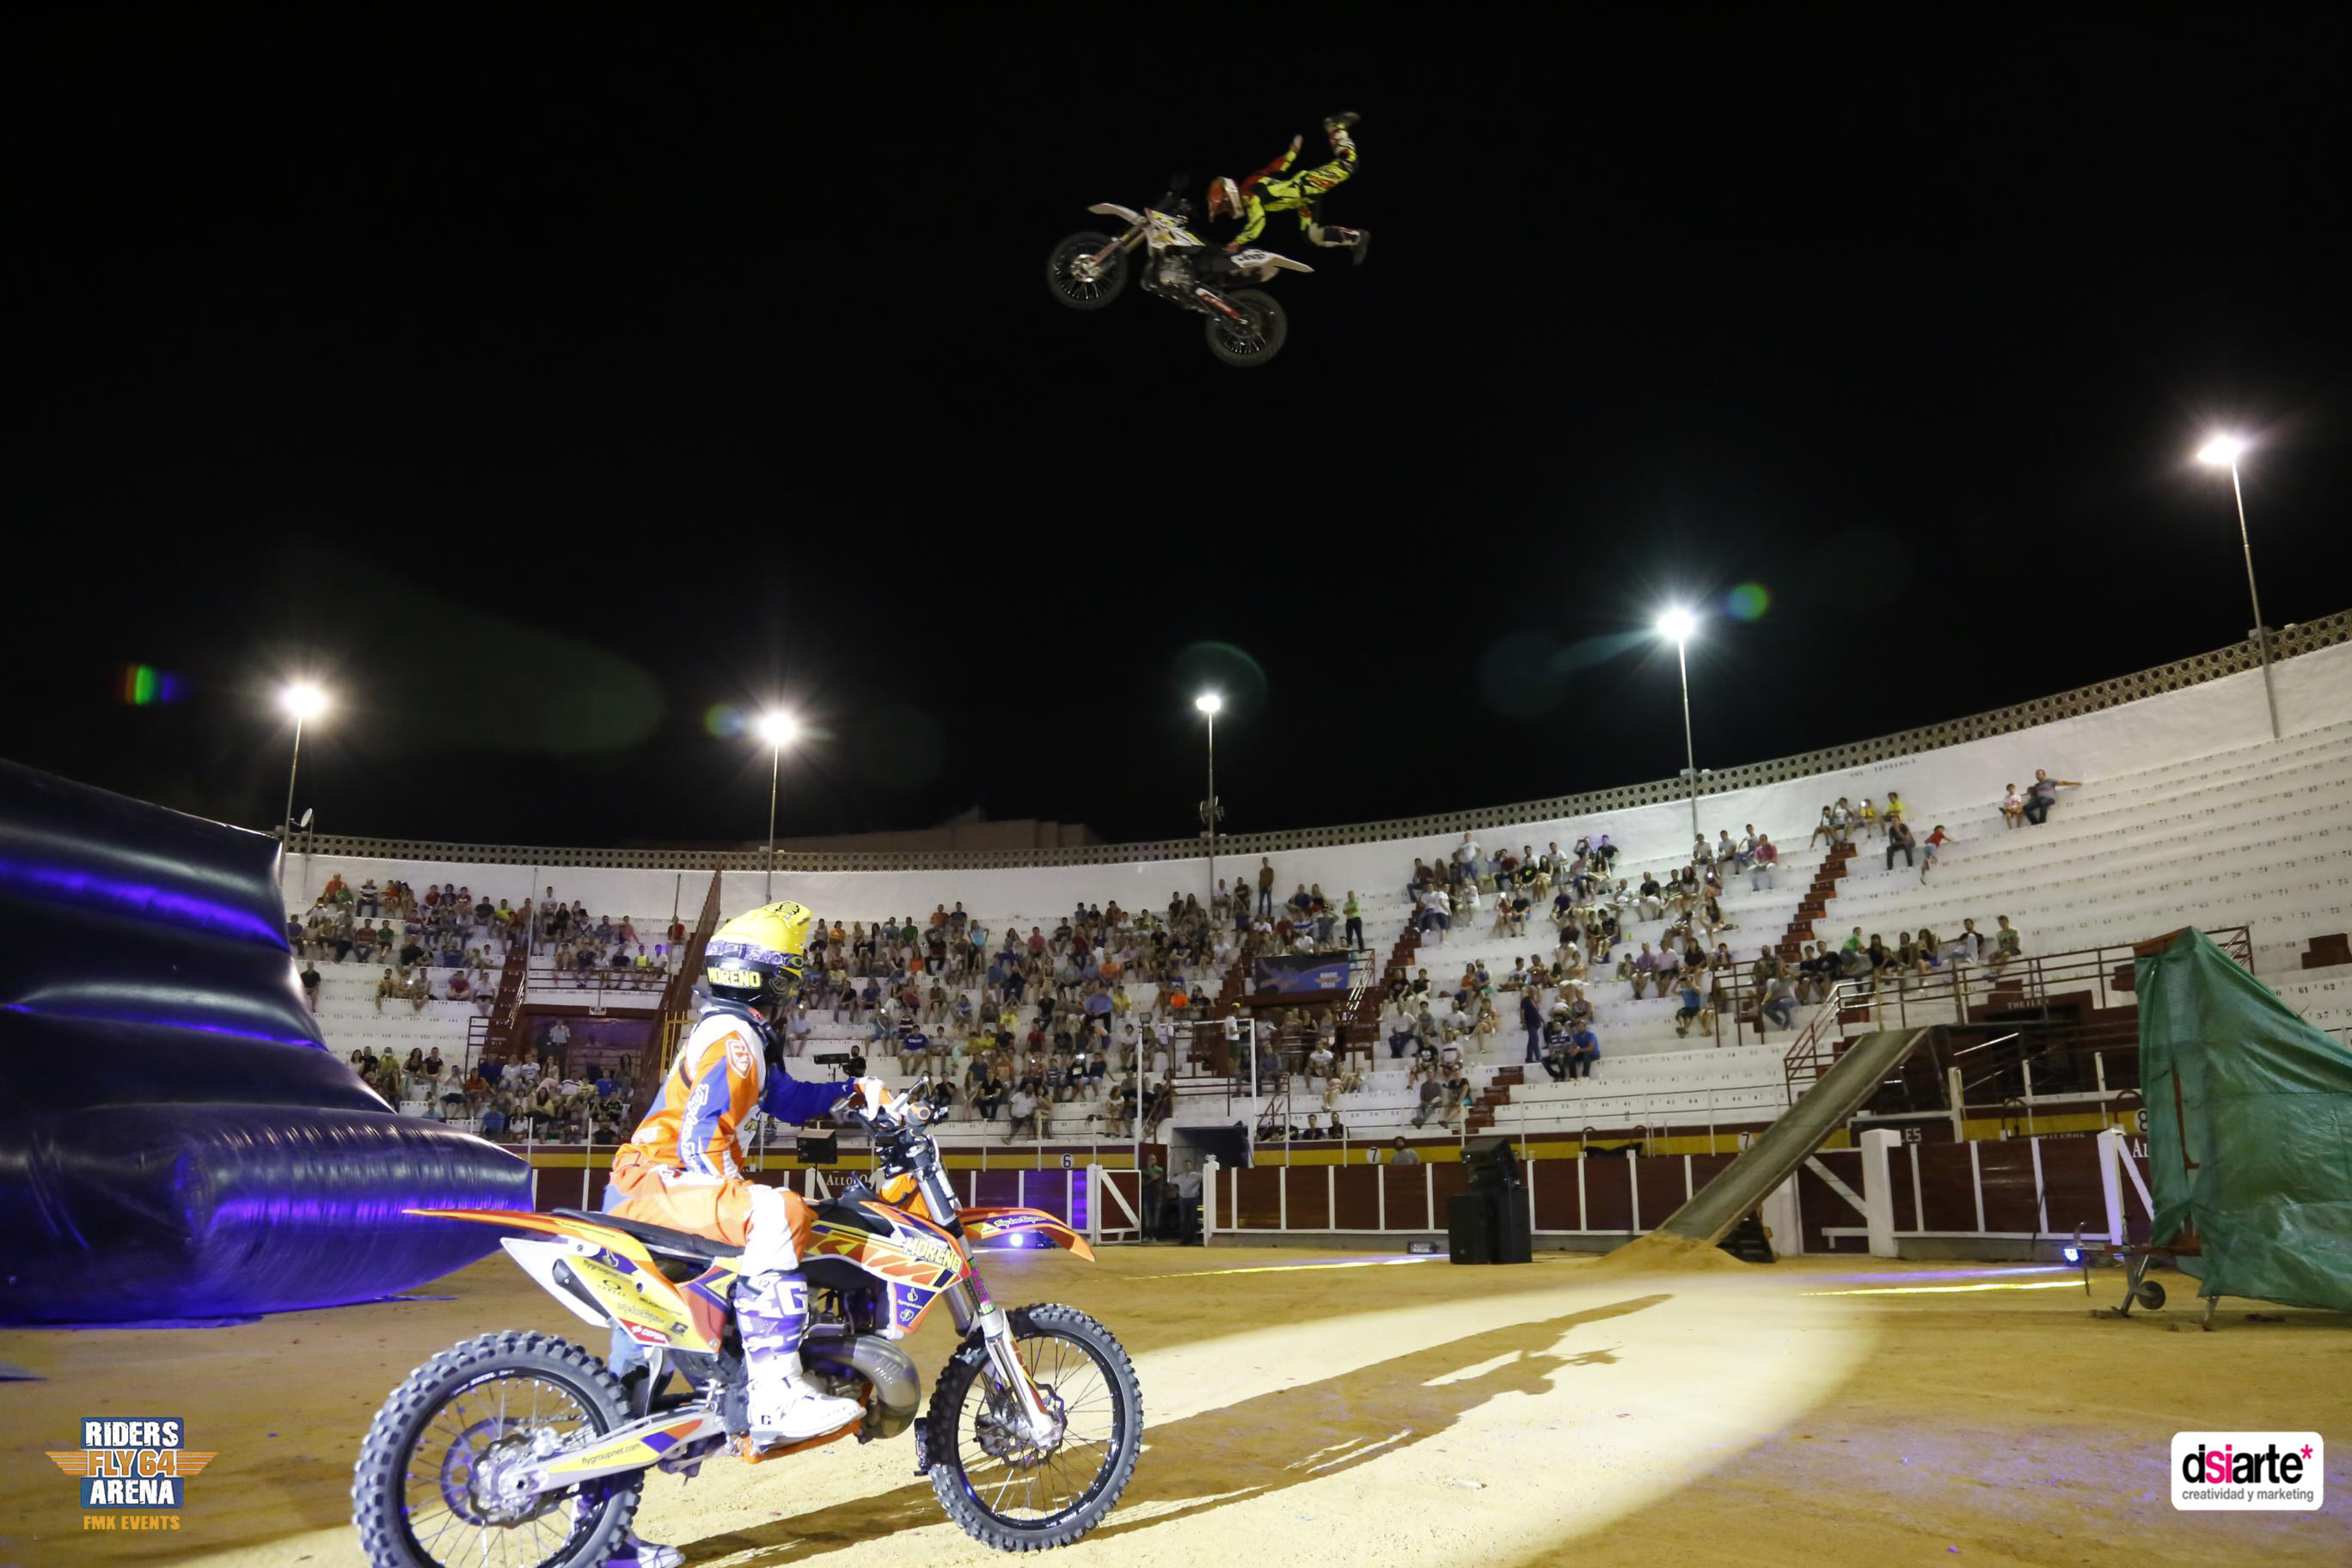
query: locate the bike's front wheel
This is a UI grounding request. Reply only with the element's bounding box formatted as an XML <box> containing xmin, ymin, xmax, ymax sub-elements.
<box><xmin>1204</xmin><ymin>287</ymin><xmax>1287</xmax><ymax>367</ymax></box>
<box><xmin>1044</xmin><ymin>231</ymin><xmax>1129</xmax><ymax>311</ymax></box>
<box><xmin>924</xmin><ymin>1304</ymin><xmax>1143</xmax><ymax>1551</ymax></box>
<box><xmin>352</xmin><ymin>1330</ymin><xmax>640</xmax><ymax>1568</ymax></box>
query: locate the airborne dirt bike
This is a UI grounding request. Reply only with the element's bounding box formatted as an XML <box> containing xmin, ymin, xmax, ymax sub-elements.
<box><xmin>352</xmin><ymin>1085</ymin><xmax>1142</xmax><ymax>1565</ymax></box>
<box><xmin>1045</xmin><ymin>195</ymin><xmax>1313</xmax><ymax>366</ymax></box>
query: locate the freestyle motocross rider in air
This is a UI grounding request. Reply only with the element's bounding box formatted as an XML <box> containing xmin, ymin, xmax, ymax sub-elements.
<box><xmin>597</xmin><ymin>901</ymin><xmax>880</xmax><ymax>1568</ymax></box>
<box><xmin>1208</xmin><ymin>112</ymin><xmax>1369</xmax><ymax>263</ymax></box>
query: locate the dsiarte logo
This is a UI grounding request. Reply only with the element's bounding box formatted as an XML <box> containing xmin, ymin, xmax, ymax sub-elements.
<box><xmin>2170</xmin><ymin>1431</ymin><xmax>2324</xmax><ymax>1511</ymax></box>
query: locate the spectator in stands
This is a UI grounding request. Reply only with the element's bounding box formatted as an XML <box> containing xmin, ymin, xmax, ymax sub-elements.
<box><xmin>2023</xmin><ymin>769</ymin><xmax>2081</xmax><ymax>825</ymax></box>
<box><xmin>1628</xmin><ymin>942</ymin><xmax>1667</xmax><ymax>1000</ymax></box>
<box><xmin>1001</xmin><ymin>1086</ymin><xmax>1039</xmax><ymax>1147</ymax></box>
<box><xmin>1920</xmin><ymin>824</ymin><xmax>1950</xmax><ymax>883</ymax></box>
<box><xmin>1385</xmin><ymin>1136</ymin><xmax>1422</xmax><ymax>1167</ymax></box>
<box><xmin>1885</xmin><ymin>818</ymin><xmax>1918</xmax><ymax>871</ymax></box>
<box><xmin>1142</xmin><ymin>1080</ymin><xmax>1173</xmax><ymax>1140</ymax></box>
<box><xmin>1674</xmin><ymin>973</ymin><xmax>1706</xmax><ymax>1038</ymax></box>
<box><xmin>1410</xmin><ymin>1075</ymin><xmax>1444</xmax><ymax>1127</ymax></box>
<box><xmin>405</xmin><ymin>966</ymin><xmax>432</xmax><ymax>1012</ymax></box>
<box><xmin>1442</xmin><ymin>1069</ymin><xmax>1473</xmax><ymax>1130</ymax></box>
<box><xmin>1810</xmin><ymin>805</ymin><xmax>1838</xmax><ymax>848</ymax></box>
<box><xmin>1517</xmin><ymin>989</ymin><xmax>1544</xmax><ymax>1063</ymax></box>
<box><xmin>300</xmin><ymin>960</ymin><xmax>322</xmax><ymax>1009</ymax></box>
<box><xmin>1857</xmin><ymin>798</ymin><xmax>1881</xmax><ymax>839</ymax></box>
<box><xmin>1761</xmin><ymin>969</ymin><xmax>1798</xmax><ymax>1032</ymax></box>
<box><xmin>1565</xmin><ymin>1020</ymin><xmax>1600</xmax><ymax>1078</ymax></box>
<box><xmin>1343</xmin><ymin>891</ymin><xmax>1363</xmax><ymax>949</ymax></box>
<box><xmin>1636</xmin><ymin>873</ymin><xmax>1664</xmax><ymax>922</ymax></box>
<box><xmin>1991</xmin><ymin>916</ymin><xmax>2022</xmax><ymax>970</ymax></box>
<box><xmin>2000</xmin><ymin>782</ymin><xmax>2027</xmax><ymax>830</ymax></box>
<box><xmin>1540</xmin><ymin>1007</ymin><xmax>1573</xmax><ymax>1081</ymax></box>
<box><xmin>1257</xmin><ymin>858</ymin><xmax>1277</xmax><ymax>916</ymax></box>
<box><xmin>1750</xmin><ymin>835</ymin><xmax>1779</xmax><ymax>891</ymax></box>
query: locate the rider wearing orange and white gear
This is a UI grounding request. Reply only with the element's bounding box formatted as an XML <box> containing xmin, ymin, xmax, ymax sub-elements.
<box><xmin>601</xmin><ymin>901</ymin><xmax>875</xmax><ymax>1452</ymax></box>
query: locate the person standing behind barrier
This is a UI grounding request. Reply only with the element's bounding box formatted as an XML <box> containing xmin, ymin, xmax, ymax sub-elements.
<box><xmin>1174</xmin><ymin>1162</ymin><xmax>1204</xmax><ymax>1245</ymax></box>
<box><xmin>1344</xmin><ymin>891</ymin><xmax>1363</xmax><ymax>950</ymax></box>
<box><xmin>1389</xmin><ymin>1136</ymin><xmax>1421</xmax><ymax>1166</ymax></box>
<box><xmin>1139</xmin><ymin>1159</ymin><xmax>1165</xmax><ymax>1242</ymax></box>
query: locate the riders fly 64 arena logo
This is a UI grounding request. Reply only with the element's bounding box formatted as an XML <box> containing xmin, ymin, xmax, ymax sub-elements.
<box><xmin>47</xmin><ymin>1417</ymin><xmax>216</xmax><ymax>1533</ymax></box>
<box><xmin>2170</xmin><ymin>1431</ymin><xmax>2324</xmax><ymax>1510</ymax></box>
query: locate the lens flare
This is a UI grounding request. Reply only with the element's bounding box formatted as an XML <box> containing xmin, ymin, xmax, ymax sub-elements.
<box><xmin>118</xmin><ymin>665</ymin><xmax>182</xmax><ymax>705</ymax></box>
<box><xmin>703</xmin><ymin>703</ymin><xmax>750</xmax><ymax>739</ymax></box>
<box><xmin>1725</xmin><ymin>583</ymin><xmax>1771</xmax><ymax>621</ymax></box>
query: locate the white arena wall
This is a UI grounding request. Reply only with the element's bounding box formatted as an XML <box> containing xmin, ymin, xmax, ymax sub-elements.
<box><xmin>283</xmin><ymin>623</ymin><xmax>2352</xmax><ymax>929</ymax></box>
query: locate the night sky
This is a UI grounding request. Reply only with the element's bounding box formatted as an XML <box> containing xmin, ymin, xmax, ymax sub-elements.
<box><xmin>9</xmin><ymin>12</ymin><xmax>2348</xmax><ymax>849</ymax></box>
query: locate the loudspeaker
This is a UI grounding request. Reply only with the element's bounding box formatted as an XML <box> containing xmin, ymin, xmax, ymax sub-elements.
<box><xmin>1463</xmin><ymin>1136</ymin><xmax>1523</xmax><ymax>1191</ymax></box>
<box><xmin>1447</xmin><ymin>1193</ymin><xmax>1495</xmax><ymax>1264</ymax></box>
<box><xmin>1491</xmin><ymin>1187</ymin><xmax>1533</xmax><ymax>1264</ymax></box>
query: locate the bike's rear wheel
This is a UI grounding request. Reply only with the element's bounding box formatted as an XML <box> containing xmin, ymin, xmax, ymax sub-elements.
<box><xmin>1045</xmin><ymin>231</ymin><xmax>1128</xmax><ymax>311</ymax></box>
<box><xmin>1204</xmin><ymin>288</ymin><xmax>1287</xmax><ymax>367</ymax></box>
<box><xmin>352</xmin><ymin>1331</ymin><xmax>639</xmax><ymax>1568</ymax></box>
<box><xmin>924</xmin><ymin>1304</ymin><xmax>1142</xmax><ymax>1550</ymax></box>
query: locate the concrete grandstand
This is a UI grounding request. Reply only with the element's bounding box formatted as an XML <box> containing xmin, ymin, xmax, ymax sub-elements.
<box><xmin>285</xmin><ymin>613</ymin><xmax>2352</xmax><ymax>1252</ymax></box>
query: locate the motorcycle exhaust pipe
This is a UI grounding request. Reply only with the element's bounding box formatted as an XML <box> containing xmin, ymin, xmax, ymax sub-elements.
<box><xmin>801</xmin><ymin>1327</ymin><xmax>921</xmax><ymax>1439</ymax></box>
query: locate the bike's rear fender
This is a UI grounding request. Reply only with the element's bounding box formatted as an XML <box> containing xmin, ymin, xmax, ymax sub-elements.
<box><xmin>1087</xmin><ymin>202</ymin><xmax>1142</xmax><ymax>224</ymax></box>
<box><xmin>960</xmin><ymin>1207</ymin><xmax>1096</xmax><ymax>1260</ymax></box>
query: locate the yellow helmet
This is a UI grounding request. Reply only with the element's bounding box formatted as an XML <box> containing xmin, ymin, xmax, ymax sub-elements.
<box><xmin>704</xmin><ymin>901</ymin><xmax>814</xmax><ymax>1010</ymax></box>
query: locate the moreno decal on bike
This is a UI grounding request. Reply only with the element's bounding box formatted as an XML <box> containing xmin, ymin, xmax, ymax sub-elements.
<box><xmin>352</xmin><ymin>1079</ymin><xmax>1142</xmax><ymax>1563</ymax></box>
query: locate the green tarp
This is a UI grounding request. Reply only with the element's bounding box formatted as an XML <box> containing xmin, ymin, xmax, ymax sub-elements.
<box><xmin>2136</xmin><ymin>927</ymin><xmax>2352</xmax><ymax>1312</ymax></box>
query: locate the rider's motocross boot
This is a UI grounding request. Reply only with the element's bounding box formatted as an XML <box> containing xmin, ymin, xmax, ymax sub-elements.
<box><xmin>1324</xmin><ymin>110</ymin><xmax>1361</xmax><ymax>146</ymax></box>
<box><xmin>737</xmin><ymin>1219</ymin><xmax>861</xmax><ymax>1447</ymax></box>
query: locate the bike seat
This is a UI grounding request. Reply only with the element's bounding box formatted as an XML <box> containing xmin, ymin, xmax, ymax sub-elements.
<box><xmin>554</xmin><ymin>1208</ymin><xmax>743</xmax><ymax>1261</ymax></box>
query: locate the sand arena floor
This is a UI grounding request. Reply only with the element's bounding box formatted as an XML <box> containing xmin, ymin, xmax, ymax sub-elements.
<box><xmin>1</xmin><ymin>1246</ymin><xmax>2344</xmax><ymax>1567</ymax></box>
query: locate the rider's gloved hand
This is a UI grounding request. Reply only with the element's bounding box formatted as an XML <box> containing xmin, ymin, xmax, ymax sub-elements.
<box><xmin>855</xmin><ymin>1076</ymin><xmax>889</xmax><ymax>1118</ymax></box>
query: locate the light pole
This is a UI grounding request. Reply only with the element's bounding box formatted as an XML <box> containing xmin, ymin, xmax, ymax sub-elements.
<box><xmin>279</xmin><ymin>683</ymin><xmax>327</xmax><ymax>844</ymax></box>
<box><xmin>1656</xmin><ymin>609</ymin><xmax>1701</xmax><ymax>847</ymax></box>
<box><xmin>2196</xmin><ymin>434</ymin><xmax>2281</xmax><ymax>741</ymax></box>
<box><xmin>1195</xmin><ymin>693</ymin><xmax>1223</xmax><ymax>904</ymax></box>
<box><xmin>756</xmin><ymin>712</ymin><xmax>798</xmax><ymax>901</ymax></box>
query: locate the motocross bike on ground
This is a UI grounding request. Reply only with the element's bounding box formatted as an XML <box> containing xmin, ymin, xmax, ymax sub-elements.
<box><xmin>352</xmin><ymin>1082</ymin><xmax>1142</xmax><ymax>1566</ymax></box>
<box><xmin>1045</xmin><ymin>193</ymin><xmax>1313</xmax><ymax>367</ymax></box>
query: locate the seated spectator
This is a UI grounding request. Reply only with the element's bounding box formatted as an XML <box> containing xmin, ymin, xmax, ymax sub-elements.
<box><xmin>2000</xmin><ymin>782</ymin><xmax>2027</xmax><ymax>829</ymax></box>
<box><xmin>1885</xmin><ymin>818</ymin><xmax>1918</xmax><ymax>870</ymax></box>
<box><xmin>1761</xmin><ymin>970</ymin><xmax>1798</xmax><ymax>1032</ymax></box>
<box><xmin>2023</xmin><ymin>769</ymin><xmax>2081</xmax><ymax>825</ymax></box>
<box><xmin>1749</xmin><ymin>834</ymin><xmax>1779</xmax><ymax>891</ymax></box>
<box><xmin>1410</xmin><ymin>1075</ymin><xmax>1445</xmax><ymax>1128</ymax></box>
<box><xmin>1990</xmin><ymin>915</ymin><xmax>2023</xmax><ymax>969</ymax></box>
<box><xmin>1565</xmin><ymin>1023</ymin><xmax>1600</xmax><ymax>1078</ymax></box>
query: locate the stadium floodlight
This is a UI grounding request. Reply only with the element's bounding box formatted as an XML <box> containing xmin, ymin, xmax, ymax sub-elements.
<box><xmin>278</xmin><ymin>683</ymin><xmax>328</xmax><ymax>844</ymax></box>
<box><xmin>1195</xmin><ymin>694</ymin><xmax>1224</xmax><ymax>908</ymax></box>
<box><xmin>1655</xmin><ymin>610</ymin><xmax>1702</xmax><ymax>842</ymax></box>
<box><xmin>2193</xmin><ymin>435</ymin><xmax>2279</xmax><ymax>740</ymax></box>
<box><xmin>757</xmin><ymin>711</ymin><xmax>799</xmax><ymax>898</ymax></box>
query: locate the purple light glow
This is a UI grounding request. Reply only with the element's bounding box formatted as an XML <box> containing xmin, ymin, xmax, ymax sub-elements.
<box><xmin>0</xmin><ymin>857</ymin><xmax>283</xmax><ymax>945</ymax></box>
<box><xmin>1</xmin><ymin>1001</ymin><xmax>324</xmax><ymax>1050</ymax></box>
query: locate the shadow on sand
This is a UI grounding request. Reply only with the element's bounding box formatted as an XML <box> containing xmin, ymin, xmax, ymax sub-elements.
<box><xmin>683</xmin><ymin>1291</ymin><xmax>1671</xmax><ymax>1565</ymax></box>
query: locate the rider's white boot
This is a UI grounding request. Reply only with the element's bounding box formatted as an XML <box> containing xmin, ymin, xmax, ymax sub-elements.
<box><xmin>735</xmin><ymin>1192</ymin><xmax>861</xmax><ymax>1446</ymax></box>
